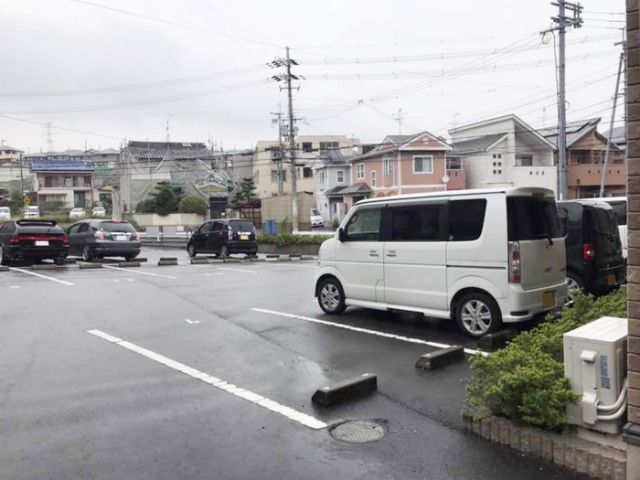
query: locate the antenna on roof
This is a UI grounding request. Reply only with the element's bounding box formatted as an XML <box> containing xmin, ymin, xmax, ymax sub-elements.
<box><xmin>392</xmin><ymin>108</ymin><xmax>403</xmax><ymax>134</ymax></box>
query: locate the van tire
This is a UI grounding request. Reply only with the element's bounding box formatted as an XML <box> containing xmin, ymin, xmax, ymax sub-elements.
<box><xmin>317</xmin><ymin>277</ymin><xmax>346</xmax><ymax>315</ymax></box>
<box><xmin>566</xmin><ymin>273</ymin><xmax>584</xmax><ymax>304</ymax></box>
<box><xmin>454</xmin><ymin>292</ymin><xmax>502</xmax><ymax>338</ymax></box>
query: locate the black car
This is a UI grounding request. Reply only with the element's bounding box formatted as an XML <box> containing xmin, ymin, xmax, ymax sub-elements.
<box><xmin>557</xmin><ymin>200</ymin><xmax>624</xmax><ymax>298</ymax></box>
<box><xmin>188</xmin><ymin>218</ymin><xmax>258</xmax><ymax>257</ymax></box>
<box><xmin>67</xmin><ymin>220</ymin><xmax>141</xmax><ymax>261</ymax></box>
<box><xmin>0</xmin><ymin>219</ymin><xmax>69</xmax><ymax>265</ymax></box>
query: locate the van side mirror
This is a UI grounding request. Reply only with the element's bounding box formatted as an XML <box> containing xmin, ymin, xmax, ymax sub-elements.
<box><xmin>338</xmin><ymin>227</ymin><xmax>346</xmax><ymax>242</ymax></box>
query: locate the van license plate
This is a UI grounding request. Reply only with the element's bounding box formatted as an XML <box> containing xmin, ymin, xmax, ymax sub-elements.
<box><xmin>35</xmin><ymin>240</ymin><xmax>49</xmax><ymax>247</ymax></box>
<box><xmin>607</xmin><ymin>274</ymin><xmax>616</xmax><ymax>286</ymax></box>
<box><xmin>240</xmin><ymin>235</ymin><xmax>249</xmax><ymax>240</ymax></box>
<box><xmin>542</xmin><ymin>291</ymin><xmax>555</xmax><ymax>309</ymax></box>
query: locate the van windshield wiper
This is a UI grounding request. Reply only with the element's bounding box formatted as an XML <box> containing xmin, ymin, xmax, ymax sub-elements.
<box><xmin>532</xmin><ymin>233</ymin><xmax>554</xmax><ymax>246</ymax></box>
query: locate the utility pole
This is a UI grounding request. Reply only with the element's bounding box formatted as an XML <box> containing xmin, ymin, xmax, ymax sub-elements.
<box><xmin>270</xmin><ymin>106</ymin><xmax>285</xmax><ymax>195</ymax></box>
<box><xmin>269</xmin><ymin>47</ymin><xmax>301</xmax><ymax>231</ymax></box>
<box><xmin>600</xmin><ymin>44</ymin><xmax>625</xmax><ymax>198</ymax></box>
<box><xmin>545</xmin><ymin>1</ymin><xmax>583</xmax><ymax>199</ymax></box>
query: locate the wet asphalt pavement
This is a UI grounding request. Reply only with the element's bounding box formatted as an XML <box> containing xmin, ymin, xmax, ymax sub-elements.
<box><xmin>0</xmin><ymin>248</ymin><xmax>585</xmax><ymax>480</ymax></box>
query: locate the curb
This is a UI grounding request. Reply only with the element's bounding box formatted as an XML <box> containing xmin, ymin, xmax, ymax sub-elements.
<box><xmin>312</xmin><ymin>373</ymin><xmax>377</xmax><ymax>406</ymax></box>
<box><xmin>415</xmin><ymin>346</ymin><xmax>465</xmax><ymax>370</ymax></box>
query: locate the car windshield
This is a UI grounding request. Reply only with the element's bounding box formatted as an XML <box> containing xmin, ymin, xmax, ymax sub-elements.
<box><xmin>99</xmin><ymin>221</ymin><xmax>136</xmax><ymax>233</ymax></box>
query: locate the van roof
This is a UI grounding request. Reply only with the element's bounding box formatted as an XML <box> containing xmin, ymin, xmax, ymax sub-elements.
<box><xmin>558</xmin><ymin>199</ymin><xmax>614</xmax><ymax>210</ymax></box>
<box><xmin>356</xmin><ymin>187</ymin><xmax>554</xmax><ymax>206</ymax></box>
<box><xmin>578</xmin><ymin>196</ymin><xmax>626</xmax><ymax>203</ymax></box>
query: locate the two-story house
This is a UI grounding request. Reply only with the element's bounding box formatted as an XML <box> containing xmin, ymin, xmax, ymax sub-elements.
<box><xmin>253</xmin><ymin>135</ymin><xmax>360</xmax><ymax>199</ymax></box>
<box><xmin>539</xmin><ymin>118</ymin><xmax>625</xmax><ymax>198</ymax></box>
<box><xmin>346</xmin><ymin>131</ymin><xmax>462</xmax><ymax>204</ymax></box>
<box><xmin>0</xmin><ymin>143</ymin><xmax>27</xmax><ymax>192</ymax></box>
<box><xmin>449</xmin><ymin>114</ymin><xmax>557</xmax><ymax>194</ymax></box>
<box><xmin>31</xmin><ymin>158</ymin><xmax>98</xmax><ymax>209</ymax></box>
<box><xmin>312</xmin><ymin>148</ymin><xmax>352</xmax><ymax>225</ymax></box>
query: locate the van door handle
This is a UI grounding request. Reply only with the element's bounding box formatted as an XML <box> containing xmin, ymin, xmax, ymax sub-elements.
<box><xmin>386</xmin><ymin>250</ymin><xmax>397</xmax><ymax>257</ymax></box>
<box><xmin>369</xmin><ymin>250</ymin><xmax>379</xmax><ymax>257</ymax></box>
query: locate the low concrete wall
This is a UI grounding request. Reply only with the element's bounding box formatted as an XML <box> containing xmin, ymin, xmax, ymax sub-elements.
<box><xmin>133</xmin><ymin>213</ymin><xmax>204</xmax><ymax>228</ymax></box>
<box><xmin>464</xmin><ymin>410</ymin><xmax>626</xmax><ymax>479</ymax></box>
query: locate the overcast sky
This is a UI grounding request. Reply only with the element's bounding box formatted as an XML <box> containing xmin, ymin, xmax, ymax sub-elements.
<box><xmin>0</xmin><ymin>0</ymin><xmax>626</xmax><ymax>153</ymax></box>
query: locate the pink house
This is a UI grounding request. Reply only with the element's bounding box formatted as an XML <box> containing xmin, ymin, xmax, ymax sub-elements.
<box><xmin>345</xmin><ymin>132</ymin><xmax>464</xmax><ymax>201</ymax></box>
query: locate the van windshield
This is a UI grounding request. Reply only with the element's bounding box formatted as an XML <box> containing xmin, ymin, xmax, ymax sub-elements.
<box><xmin>507</xmin><ymin>196</ymin><xmax>562</xmax><ymax>241</ymax></box>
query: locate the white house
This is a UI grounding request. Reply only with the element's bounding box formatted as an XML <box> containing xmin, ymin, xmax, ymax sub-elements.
<box><xmin>312</xmin><ymin>148</ymin><xmax>351</xmax><ymax>225</ymax></box>
<box><xmin>448</xmin><ymin>114</ymin><xmax>557</xmax><ymax>195</ymax></box>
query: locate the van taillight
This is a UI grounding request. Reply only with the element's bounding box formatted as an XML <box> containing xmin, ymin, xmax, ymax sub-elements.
<box><xmin>9</xmin><ymin>236</ymin><xmax>19</xmax><ymax>245</ymax></box>
<box><xmin>508</xmin><ymin>241</ymin><xmax>521</xmax><ymax>284</ymax></box>
<box><xmin>228</xmin><ymin>226</ymin><xmax>233</xmax><ymax>240</ymax></box>
<box><xmin>583</xmin><ymin>244</ymin><xmax>596</xmax><ymax>263</ymax></box>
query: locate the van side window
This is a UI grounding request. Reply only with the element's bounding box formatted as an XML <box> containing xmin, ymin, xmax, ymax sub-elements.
<box><xmin>200</xmin><ymin>222</ymin><xmax>214</xmax><ymax>233</ymax></box>
<box><xmin>390</xmin><ymin>204</ymin><xmax>441</xmax><ymax>241</ymax></box>
<box><xmin>508</xmin><ymin>197</ymin><xmax>562</xmax><ymax>240</ymax></box>
<box><xmin>448</xmin><ymin>200</ymin><xmax>486</xmax><ymax>241</ymax></box>
<box><xmin>609</xmin><ymin>202</ymin><xmax>626</xmax><ymax>226</ymax></box>
<box><xmin>344</xmin><ymin>208</ymin><xmax>381</xmax><ymax>241</ymax></box>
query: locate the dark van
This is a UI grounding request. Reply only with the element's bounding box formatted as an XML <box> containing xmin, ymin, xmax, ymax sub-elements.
<box><xmin>557</xmin><ymin>200</ymin><xmax>624</xmax><ymax>298</ymax></box>
<box><xmin>188</xmin><ymin>218</ymin><xmax>258</xmax><ymax>258</ymax></box>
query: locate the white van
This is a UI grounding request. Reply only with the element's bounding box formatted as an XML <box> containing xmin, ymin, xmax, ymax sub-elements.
<box><xmin>314</xmin><ymin>187</ymin><xmax>568</xmax><ymax>337</ymax></box>
<box><xmin>23</xmin><ymin>206</ymin><xmax>40</xmax><ymax>219</ymax></box>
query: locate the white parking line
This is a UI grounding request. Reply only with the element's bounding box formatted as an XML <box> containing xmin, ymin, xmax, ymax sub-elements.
<box><xmin>9</xmin><ymin>285</ymin><xmax>20</xmax><ymax>289</ymax></box>
<box><xmin>86</xmin><ymin>329</ymin><xmax>327</xmax><ymax>430</ymax></box>
<box><xmin>102</xmin><ymin>265</ymin><xmax>176</xmax><ymax>279</ymax></box>
<box><xmin>185</xmin><ymin>318</ymin><xmax>201</xmax><ymax>324</ymax></box>
<box><xmin>217</xmin><ymin>267</ymin><xmax>257</xmax><ymax>274</ymax></box>
<box><xmin>251</xmin><ymin>308</ymin><xmax>487</xmax><ymax>356</ymax></box>
<box><xmin>9</xmin><ymin>267</ymin><xmax>74</xmax><ymax>286</ymax></box>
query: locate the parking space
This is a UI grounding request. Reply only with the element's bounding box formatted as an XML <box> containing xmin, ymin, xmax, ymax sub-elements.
<box><xmin>0</xmin><ymin>247</ymin><xmax>580</xmax><ymax>479</ymax></box>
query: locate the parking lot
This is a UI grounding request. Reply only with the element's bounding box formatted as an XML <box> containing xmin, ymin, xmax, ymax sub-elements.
<box><xmin>0</xmin><ymin>248</ymin><xmax>582</xmax><ymax>480</ymax></box>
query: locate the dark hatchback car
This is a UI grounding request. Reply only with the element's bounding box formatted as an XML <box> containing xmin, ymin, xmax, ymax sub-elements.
<box><xmin>557</xmin><ymin>200</ymin><xmax>624</xmax><ymax>298</ymax></box>
<box><xmin>188</xmin><ymin>218</ymin><xmax>258</xmax><ymax>257</ymax></box>
<box><xmin>0</xmin><ymin>219</ymin><xmax>69</xmax><ymax>265</ymax></box>
<box><xmin>67</xmin><ymin>220</ymin><xmax>141</xmax><ymax>261</ymax></box>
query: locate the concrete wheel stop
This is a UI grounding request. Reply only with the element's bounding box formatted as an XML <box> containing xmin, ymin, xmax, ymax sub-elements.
<box><xmin>415</xmin><ymin>346</ymin><xmax>465</xmax><ymax>370</ymax></box>
<box><xmin>312</xmin><ymin>373</ymin><xmax>377</xmax><ymax>406</ymax></box>
<box><xmin>477</xmin><ymin>329</ymin><xmax>518</xmax><ymax>351</ymax></box>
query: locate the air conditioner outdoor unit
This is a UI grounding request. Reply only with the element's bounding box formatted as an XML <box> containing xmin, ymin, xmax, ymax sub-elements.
<box><xmin>563</xmin><ymin>316</ymin><xmax>627</xmax><ymax>434</ymax></box>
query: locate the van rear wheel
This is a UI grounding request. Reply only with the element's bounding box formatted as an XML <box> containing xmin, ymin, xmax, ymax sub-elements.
<box><xmin>455</xmin><ymin>292</ymin><xmax>501</xmax><ymax>338</ymax></box>
<box><xmin>318</xmin><ymin>277</ymin><xmax>346</xmax><ymax>314</ymax></box>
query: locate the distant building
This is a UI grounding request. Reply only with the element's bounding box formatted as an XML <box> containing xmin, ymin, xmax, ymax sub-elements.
<box><xmin>0</xmin><ymin>144</ymin><xmax>29</xmax><ymax>193</ymax></box>
<box><xmin>120</xmin><ymin>141</ymin><xmax>232</xmax><ymax>216</ymax></box>
<box><xmin>604</xmin><ymin>125</ymin><xmax>626</xmax><ymax>154</ymax></box>
<box><xmin>347</xmin><ymin>131</ymin><xmax>461</xmax><ymax>206</ymax></box>
<box><xmin>449</xmin><ymin>114</ymin><xmax>556</xmax><ymax>194</ymax></box>
<box><xmin>253</xmin><ymin>135</ymin><xmax>360</xmax><ymax>199</ymax></box>
<box><xmin>539</xmin><ymin>118</ymin><xmax>625</xmax><ymax>198</ymax></box>
<box><xmin>312</xmin><ymin>148</ymin><xmax>352</xmax><ymax>225</ymax></box>
<box><xmin>31</xmin><ymin>158</ymin><xmax>97</xmax><ymax>209</ymax></box>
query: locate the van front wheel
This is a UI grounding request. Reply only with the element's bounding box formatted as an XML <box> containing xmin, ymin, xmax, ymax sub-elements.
<box><xmin>318</xmin><ymin>278</ymin><xmax>346</xmax><ymax>315</ymax></box>
<box><xmin>455</xmin><ymin>292</ymin><xmax>501</xmax><ymax>338</ymax></box>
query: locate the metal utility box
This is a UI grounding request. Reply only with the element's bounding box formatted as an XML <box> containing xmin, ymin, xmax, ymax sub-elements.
<box><xmin>563</xmin><ymin>316</ymin><xmax>627</xmax><ymax>434</ymax></box>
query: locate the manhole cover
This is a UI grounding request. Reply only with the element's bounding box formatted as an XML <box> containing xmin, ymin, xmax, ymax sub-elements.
<box><xmin>330</xmin><ymin>420</ymin><xmax>385</xmax><ymax>443</ymax></box>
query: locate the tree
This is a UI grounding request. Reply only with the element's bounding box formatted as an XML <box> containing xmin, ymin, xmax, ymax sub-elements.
<box><xmin>150</xmin><ymin>181</ymin><xmax>181</xmax><ymax>216</ymax></box>
<box><xmin>178</xmin><ymin>195</ymin><xmax>208</xmax><ymax>216</ymax></box>
<box><xmin>9</xmin><ymin>191</ymin><xmax>22</xmax><ymax>217</ymax></box>
<box><xmin>230</xmin><ymin>177</ymin><xmax>257</xmax><ymax>210</ymax></box>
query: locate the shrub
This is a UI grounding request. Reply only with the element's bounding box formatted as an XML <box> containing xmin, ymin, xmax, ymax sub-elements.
<box><xmin>464</xmin><ymin>289</ymin><xmax>627</xmax><ymax>432</ymax></box>
<box><xmin>257</xmin><ymin>233</ymin><xmax>331</xmax><ymax>247</ymax></box>
<box><xmin>178</xmin><ymin>195</ymin><xmax>208</xmax><ymax>216</ymax></box>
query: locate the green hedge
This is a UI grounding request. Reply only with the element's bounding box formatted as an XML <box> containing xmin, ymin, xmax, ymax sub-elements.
<box><xmin>257</xmin><ymin>233</ymin><xmax>331</xmax><ymax>247</ymax></box>
<box><xmin>464</xmin><ymin>289</ymin><xmax>627</xmax><ymax>432</ymax></box>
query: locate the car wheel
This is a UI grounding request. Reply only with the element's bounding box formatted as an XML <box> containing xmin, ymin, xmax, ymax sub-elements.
<box><xmin>124</xmin><ymin>253</ymin><xmax>137</xmax><ymax>262</ymax></box>
<box><xmin>566</xmin><ymin>273</ymin><xmax>584</xmax><ymax>305</ymax></box>
<box><xmin>219</xmin><ymin>246</ymin><xmax>229</xmax><ymax>258</ymax></box>
<box><xmin>317</xmin><ymin>277</ymin><xmax>347</xmax><ymax>314</ymax></box>
<box><xmin>82</xmin><ymin>245</ymin><xmax>94</xmax><ymax>262</ymax></box>
<box><xmin>455</xmin><ymin>292</ymin><xmax>502</xmax><ymax>338</ymax></box>
<box><xmin>187</xmin><ymin>243</ymin><xmax>197</xmax><ymax>258</ymax></box>
<box><xmin>54</xmin><ymin>257</ymin><xmax>65</xmax><ymax>266</ymax></box>
<box><xmin>0</xmin><ymin>245</ymin><xmax>10</xmax><ymax>266</ymax></box>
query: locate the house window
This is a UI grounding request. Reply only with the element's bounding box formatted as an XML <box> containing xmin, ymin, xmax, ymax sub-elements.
<box><xmin>383</xmin><ymin>157</ymin><xmax>393</xmax><ymax>176</ymax></box>
<box><xmin>446</xmin><ymin>156</ymin><xmax>462</xmax><ymax>170</ymax></box>
<box><xmin>303</xmin><ymin>167</ymin><xmax>313</xmax><ymax>178</ymax></box>
<box><xmin>302</xmin><ymin>142</ymin><xmax>313</xmax><ymax>153</ymax></box>
<box><xmin>413</xmin><ymin>155</ymin><xmax>433</xmax><ymax>174</ymax></box>
<box><xmin>319</xmin><ymin>171</ymin><xmax>326</xmax><ymax>185</ymax></box>
<box><xmin>515</xmin><ymin>154</ymin><xmax>533</xmax><ymax>167</ymax></box>
<box><xmin>319</xmin><ymin>141</ymin><xmax>339</xmax><ymax>153</ymax></box>
<box><xmin>336</xmin><ymin>170</ymin><xmax>345</xmax><ymax>183</ymax></box>
<box><xmin>371</xmin><ymin>170</ymin><xmax>377</xmax><ymax>188</ymax></box>
<box><xmin>356</xmin><ymin>163</ymin><xmax>365</xmax><ymax>180</ymax></box>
